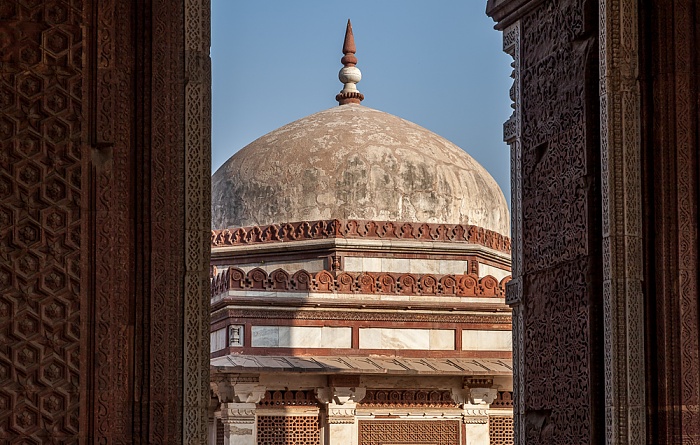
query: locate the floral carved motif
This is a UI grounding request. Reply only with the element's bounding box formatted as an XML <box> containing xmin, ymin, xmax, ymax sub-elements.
<box><xmin>211</xmin><ymin>219</ymin><xmax>511</xmax><ymax>253</ymax></box>
<box><xmin>211</xmin><ymin>267</ymin><xmax>510</xmax><ymax>299</ymax></box>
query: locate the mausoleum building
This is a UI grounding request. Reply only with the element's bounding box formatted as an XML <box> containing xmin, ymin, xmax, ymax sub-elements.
<box><xmin>208</xmin><ymin>21</ymin><xmax>514</xmax><ymax>445</ymax></box>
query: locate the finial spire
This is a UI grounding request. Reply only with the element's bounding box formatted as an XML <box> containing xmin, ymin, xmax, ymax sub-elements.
<box><xmin>336</xmin><ymin>19</ymin><xmax>364</xmax><ymax>105</ymax></box>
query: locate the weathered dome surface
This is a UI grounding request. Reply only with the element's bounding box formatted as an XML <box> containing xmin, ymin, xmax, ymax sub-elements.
<box><xmin>212</xmin><ymin>104</ymin><xmax>510</xmax><ymax>236</ymax></box>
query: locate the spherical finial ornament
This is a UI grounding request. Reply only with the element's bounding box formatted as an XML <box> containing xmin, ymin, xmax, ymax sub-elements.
<box><xmin>336</xmin><ymin>19</ymin><xmax>364</xmax><ymax>105</ymax></box>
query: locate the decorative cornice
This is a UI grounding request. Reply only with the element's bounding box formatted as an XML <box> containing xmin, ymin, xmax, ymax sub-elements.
<box><xmin>211</xmin><ymin>267</ymin><xmax>511</xmax><ymax>300</ymax></box>
<box><xmin>211</xmin><ymin>219</ymin><xmax>511</xmax><ymax>253</ymax></box>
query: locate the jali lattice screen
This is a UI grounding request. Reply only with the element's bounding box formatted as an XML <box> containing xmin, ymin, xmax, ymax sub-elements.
<box><xmin>358</xmin><ymin>420</ymin><xmax>460</xmax><ymax>445</ymax></box>
<box><xmin>257</xmin><ymin>415</ymin><xmax>320</xmax><ymax>445</ymax></box>
<box><xmin>489</xmin><ymin>416</ymin><xmax>514</xmax><ymax>445</ymax></box>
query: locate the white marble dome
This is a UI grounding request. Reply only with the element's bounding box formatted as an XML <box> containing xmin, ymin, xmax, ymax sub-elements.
<box><xmin>212</xmin><ymin>104</ymin><xmax>510</xmax><ymax>236</ymax></box>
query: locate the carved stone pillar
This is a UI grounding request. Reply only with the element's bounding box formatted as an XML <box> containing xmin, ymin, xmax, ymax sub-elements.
<box><xmin>317</xmin><ymin>386</ymin><xmax>366</xmax><ymax>445</ymax></box>
<box><xmin>211</xmin><ymin>376</ymin><xmax>266</xmax><ymax>445</ymax></box>
<box><xmin>220</xmin><ymin>403</ymin><xmax>256</xmax><ymax>445</ymax></box>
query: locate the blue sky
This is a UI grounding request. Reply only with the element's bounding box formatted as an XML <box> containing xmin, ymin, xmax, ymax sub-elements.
<box><xmin>211</xmin><ymin>1</ymin><xmax>513</xmax><ymax>205</ymax></box>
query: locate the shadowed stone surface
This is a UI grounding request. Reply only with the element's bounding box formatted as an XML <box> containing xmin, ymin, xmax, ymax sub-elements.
<box><xmin>212</xmin><ymin>104</ymin><xmax>510</xmax><ymax>236</ymax></box>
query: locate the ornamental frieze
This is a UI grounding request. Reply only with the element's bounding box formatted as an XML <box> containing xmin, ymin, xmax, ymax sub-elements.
<box><xmin>211</xmin><ymin>219</ymin><xmax>511</xmax><ymax>253</ymax></box>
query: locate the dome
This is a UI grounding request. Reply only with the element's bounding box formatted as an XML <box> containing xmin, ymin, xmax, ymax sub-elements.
<box><xmin>212</xmin><ymin>104</ymin><xmax>510</xmax><ymax>236</ymax></box>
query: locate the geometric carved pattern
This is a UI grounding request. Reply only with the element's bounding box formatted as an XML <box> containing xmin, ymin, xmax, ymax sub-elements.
<box><xmin>211</xmin><ymin>219</ymin><xmax>511</xmax><ymax>253</ymax></box>
<box><xmin>0</xmin><ymin>1</ymin><xmax>84</xmax><ymax>441</ymax></box>
<box><xmin>358</xmin><ymin>389</ymin><xmax>458</xmax><ymax>408</ymax></box>
<box><xmin>489</xmin><ymin>416</ymin><xmax>514</xmax><ymax>445</ymax></box>
<box><xmin>212</xmin><ymin>267</ymin><xmax>510</xmax><ymax>299</ymax></box>
<box><xmin>358</xmin><ymin>420</ymin><xmax>460</xmax><ymax>445</ymax></box>
<box><xmin>490</xmin><ymin>391</ymin><xmax>514</xmax><ymax>409</ymax></box>
<box><xmin>258</xmin><ymin>390</ymin><xmax>320</xmax><ymax>408</ymax></box>
<box><xmin>257</xmin><ymin>416</ymin><xmax>320</xmax><ymax>445</ymax></box>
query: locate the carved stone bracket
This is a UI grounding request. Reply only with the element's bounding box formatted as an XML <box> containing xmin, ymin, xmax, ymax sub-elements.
<box><xmin>315</xmin><ymin>386</ymin><xmax>367</xmax><ymax>406</ymax></box>
<box><xmin>316</xmin><ymin>386</ymin><xmax>366</xmax><ymax>424</ymax></box>
<box><xmin>211</xmin><ymin>375</ymin><xmax>266</xmax><ymax>404</ymax></box>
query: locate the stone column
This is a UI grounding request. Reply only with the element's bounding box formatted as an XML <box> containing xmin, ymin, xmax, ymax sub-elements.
<box><xmin>210</xmin><ymin>376</ymin><xmax>266</xmax><ymax>445</ymax></box>
<box><xmin>453</xmin><ymin>385</ymin><xmax>497</xmax><ymax>445</ymax></box>
<box><xmin>317</xmin><ymin>386</ymin><xmax>366</xmax><ymax>445</ymax></box>
<box><xmin>220</xmin><ymin>403</ymin><xmax>256</xmax><ymax>445</ymax></box>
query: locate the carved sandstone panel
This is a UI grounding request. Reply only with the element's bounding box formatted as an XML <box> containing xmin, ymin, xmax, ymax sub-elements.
<box><xmin>518</xmin><ymin>0</ymin><xmax>603</xmax><ymax>443</ymax></box>
<box><xmin>0</xmin><ymin>1</ymin><xmax>86</xmax><ymax>441</ymax></box>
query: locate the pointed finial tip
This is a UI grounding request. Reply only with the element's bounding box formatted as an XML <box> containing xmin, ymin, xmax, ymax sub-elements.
<box><xmin>337</xmin><ymin>19</ymin><xmax>363</xmax><ymax>105</ymax></box>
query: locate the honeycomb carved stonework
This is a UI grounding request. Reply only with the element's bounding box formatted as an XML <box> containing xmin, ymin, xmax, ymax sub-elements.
<box><xmin>0</xmin><ymin>1</ymin><xmax>85</xmax><ymax>441</ymax></box>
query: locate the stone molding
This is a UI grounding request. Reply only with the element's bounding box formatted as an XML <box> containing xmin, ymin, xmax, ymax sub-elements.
<box><xmin>220</xmin><ymin>403</ymin><xmax>256</xmax><ymax>424</ymax></box>
<box><xmin>211</xmin><ymin>219</ymin><xmax>511</xmax><ymax>253</ymax></box>
<box><xmin>212</xmin><ymin>267</ymin><xmax>510</xmax><ymax>299</ymax></box>
<box><xmin>212</xmin><ymin>308</ymin><xmax>512</xmax><ymax>325</ymax></box>
<box><xmin>463</xmin><ymin>411</ymin><xmax>489</xmax><ymax>424</ymax></box>
<box><xmin>327</xmin><ymin>407</ymin><xmax>357</xmax><ymax>424</ymax></box>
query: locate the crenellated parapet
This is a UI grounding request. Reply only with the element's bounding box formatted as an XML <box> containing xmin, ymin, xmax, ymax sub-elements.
<box><xmin>211</xmin><ymin>267</ymin><xmax>510</xmax><ymax>299</ymax></box>
<box><xmin>211</xmin><ymin>219</ymin><xmax>511</xmax><ymax>253</ymax></box>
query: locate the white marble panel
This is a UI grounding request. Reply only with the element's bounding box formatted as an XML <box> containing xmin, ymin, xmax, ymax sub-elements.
<box><xmin>429</xmin><ymin>330</ymin><xmax>455</xmax><ymax>350</ymax></box>
<box><xmin>362</xmin><ymin>257</ymin><xmax>382</xmax><ymax>272</ymax></box>
<box><xmin>359</xmin><ymin>329</ymin><xmax>382</xmax><ymax>349</ymax></box>
<box><xmin>382</xmin><ymin>328</ymin><xmax>430</xmax><ymax>349</ymax></box>
<box><xmin>251</xmin><ymin>326</ymin><xmax>279</xmax><ymax>347</ymax></box>
<box><xmin>381</xmin><ymin>258</ymin><xmax>411</xmax><ymax>273</ymax></box>
<box><xmin>210</xmin><ymin>328</ymin><xmax>227</xmax><ymax>352</ymax></box>
<box><xmin>343</xmin><ymin>257</ymin><xmax>363</xmax><ymax>271</ymax></box>
<box><xmin>439</xmin><ymin>260</ymin><xmax>470</xmax><ymax>275</ymax></box>
<box><xmin>478</xmin><ymin>263</ymin><xmax>511</xmax><ymax>281</ymax></box>
<box><xmin>410</xmin><ymin>258</ymin><xmax>441</xmax><ymax>274</ymax></box>
<box><xmin>359</xmin><ymin>328</ymin><xmax>433</xmax><ymax>350</ymax></box>
<box><xmin>285</xmin><ymin>326</ymin><xmax>321</xmax><ymax>348</ymax></box>
<box><xmin>321</xmin><ymin>327</ymin><xmax>352</xmax><ymax>349</ymax></box>
<box><xmin>238</xmin><ymin>259</ymin><xmax>325</xmax><ymax>274</ymax></box>
<box><xmin>462</xmin><ymin>330</ymin><xmax>512</xmax><ymax>351</ymax></box>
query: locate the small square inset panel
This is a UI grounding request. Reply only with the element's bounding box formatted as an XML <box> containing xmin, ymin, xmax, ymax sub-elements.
<box><xmin>229</xmin><ymin>325</ymin><xmax>244</xmax><ymax>347</ymax></box>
